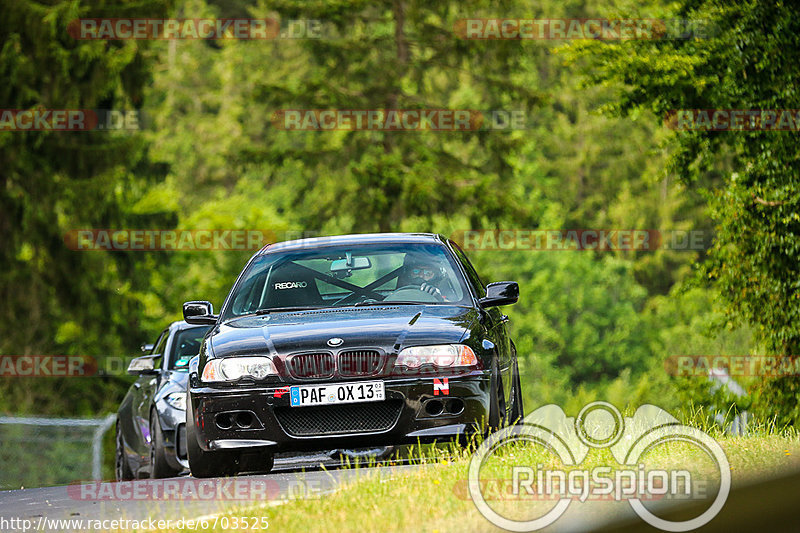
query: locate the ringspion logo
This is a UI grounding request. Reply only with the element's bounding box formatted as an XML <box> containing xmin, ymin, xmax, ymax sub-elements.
<box><xmin>468</xmin><ymin>402</ymin><xmax>730</xmax><ymax>531</ymax></box>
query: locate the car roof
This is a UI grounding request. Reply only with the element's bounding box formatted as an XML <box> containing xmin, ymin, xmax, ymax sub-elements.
<box><xmin>258</xmin><ymin>232</ymin><xmax>445</xmax><ymax>255</ymax></box>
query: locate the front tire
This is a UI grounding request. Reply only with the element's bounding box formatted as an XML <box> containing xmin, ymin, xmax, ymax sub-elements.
<box><xmin>115</xmin><ymin>421</ymin><xmax>134</xmax><ymax>481</ymax></box>
<box><xmin>150</xmin><ymin>411</ymin><xmax>181</xmax><ymax>479</ymax></box>
<box><xmin>487</xmin><ymin>360</ymin><xmax>506</xmax><ymax>433</ymax></box>
<box><xmin>186</xmin><ymin>397</ymin><xmax>240</xmax><ymax>478</ymax></box>
<box><xmin>238</xmin><ymin>449</ymin><xmax>274</xmax><ymax>475</ymax></box>
<box><xmin>508</xmin><ymin>356</ymin><xmax>524</xmax><ymax>425</ymax></box>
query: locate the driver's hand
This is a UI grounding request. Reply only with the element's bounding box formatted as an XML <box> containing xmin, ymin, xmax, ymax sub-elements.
<box><xmin>419</xmin><ymin>282</ymin><xmax>443</xmax><ymax>300</ymax></box>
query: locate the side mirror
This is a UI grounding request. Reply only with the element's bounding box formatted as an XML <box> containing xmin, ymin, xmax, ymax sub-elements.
<box><xmin>127</xmin><ymin>355</ymin><xmax>159</xmax><ymax>375</ymax></box>
<box><xmin>183</xmin><ymin>301</ymin><xmax>218</xmax><ymax>325</ymax></box>
<box><xmin>140</xmin><ymin>343</ymin><xmax>154</xmax><ymax>354</ymax></box>
<box><xmin>479</xmin><ymin>281</ymin><xmax>519</xmax><ymax>308</ymax></box>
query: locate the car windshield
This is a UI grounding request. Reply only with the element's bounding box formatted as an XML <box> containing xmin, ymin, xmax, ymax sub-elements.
<box><xmin>221</xmin><ymin>243</ymin><xmax>470</xmax><ymax>320</ymax></box>
<box><xmin>169</xmin><ymin>326</ymin><xmax>212</xmax><ymax>370</ymax></box>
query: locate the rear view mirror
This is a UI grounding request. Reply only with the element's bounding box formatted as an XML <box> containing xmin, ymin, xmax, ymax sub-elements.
<box><xmin>479</xmin><ymin>281</ymin><xmax>519</xmax><ymax>308</ymax></box>
<box><xmin>183</xmin><ymin>300</ymin><xmax>218</xmax><ymax>325</ymax></box>
<box><xmin>330</xmin><ymin>255</ymin><xmax>371</xmax><ymax>273</ymax></box>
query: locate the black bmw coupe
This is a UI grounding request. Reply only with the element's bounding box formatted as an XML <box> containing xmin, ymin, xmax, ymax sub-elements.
<box><xmin>183</xmin><ymin>233</ymin><xmax>522</xmax><ymax>477</ymax></box>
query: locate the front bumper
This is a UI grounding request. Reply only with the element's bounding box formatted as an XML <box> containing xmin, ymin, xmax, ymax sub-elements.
<box><xmin>188</xmin><ymin>372</ymin><xmax>490</xmax><ymax>452</ymax></box>
<box><xmin>156</xmin><ymin>404</ymin><xmax>190</xmax><ymax>470</ymax></box>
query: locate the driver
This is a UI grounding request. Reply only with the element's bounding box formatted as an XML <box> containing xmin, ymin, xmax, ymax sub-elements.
<box><xmin>404</xmin><ymin>255</ymin><xmax>447</xmax><ymax>301</ymax></box>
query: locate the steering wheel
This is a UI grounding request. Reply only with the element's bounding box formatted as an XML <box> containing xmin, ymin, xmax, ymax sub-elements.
<box><xmin>333</xmin><ymin>293</ymin><xmax>383</xmax><ymax>306</ymax></box>
<box><xmin>179</xmin><ymin>340</ymin><xmax>200</xmax><ymax>355</ymax></box>
<box><xmin>384</xmin><ymin>285</ymin><xmax>443</xmax><ymax>303</ymax></box>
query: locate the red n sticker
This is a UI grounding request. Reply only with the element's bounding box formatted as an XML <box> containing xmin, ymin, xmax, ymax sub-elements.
<box><xmin>433</xmin><ymin>378</ymin><xmax>449</xmax><ymax>396</ymax></box>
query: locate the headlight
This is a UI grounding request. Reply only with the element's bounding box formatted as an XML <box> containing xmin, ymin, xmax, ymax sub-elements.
<box><xmin>395</xmin><ymin>344</ymin><xmax>479</xmax><ymax>368</ymax></box>
<box><xmin>201</xmin><ymin>356</ymin><xmax>277</xmax><ymax>382</ymax></box>
<box><xmin>164</xmin><ymin>392</ymin><xmax>186</xmax><ymax>410</ymax></box>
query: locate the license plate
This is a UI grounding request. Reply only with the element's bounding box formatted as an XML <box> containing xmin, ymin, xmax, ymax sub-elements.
<box><xmin>290</xmin><ymin>381</ymin><xmax>385</xmax><ymax>407</ymax></box>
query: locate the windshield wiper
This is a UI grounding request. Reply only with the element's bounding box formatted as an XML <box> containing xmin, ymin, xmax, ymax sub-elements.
<box><xmin>255</xmin><ymin>306</ymin><xmax>322</xmax><ymax>314</ymax></box>
<box><xmin>352</xmin><ymin>300</ymin><xmax>424</xmax><ymax>307</ymax></box>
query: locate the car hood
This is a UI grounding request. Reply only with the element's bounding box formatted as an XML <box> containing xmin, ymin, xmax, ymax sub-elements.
<box><xmin>210</xmin><ymin>305</ymin><xmax>479</xmax><ymax>357</ymax></box>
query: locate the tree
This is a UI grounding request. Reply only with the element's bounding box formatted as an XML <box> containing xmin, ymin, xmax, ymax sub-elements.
<box><xmin>236</xmin><ymin>0</ymin><xmax>548</xmax><ymax>232</ymax></box>
<box><xmin>563</xmin><ymin>0</ymin><xmax>800</xmax><ymax>425</ymax></box>
<box><xmin>0</xmin><ymin>0</ymin><xmax>172</xmax><ymax>414</ymax></box>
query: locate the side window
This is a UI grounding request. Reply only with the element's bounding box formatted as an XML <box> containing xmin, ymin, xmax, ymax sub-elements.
<box><xmin>152</xmin><ymin>329</ymin><xmax>169</xmax><ymax>369</ymax></box>
<box><xmin>153</xmin><ymin>330</ymin><xmax>169</xmax><ymax>355</ymax></box>
<box><xmin>149</xmin><ymin>331</ymin><xmax>166</xmax><ymax>355</ymax></box>
<box><xmin>448</xmin><ymin>240</ymin><xmax>486</xmax><ymax>298</ymax></box>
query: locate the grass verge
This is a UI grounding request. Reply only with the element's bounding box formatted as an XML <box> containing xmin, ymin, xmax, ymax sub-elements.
<box><xmin>170</xmin><ymin>425</ymin><xmax>800</xmax><ymax>533</ymax></box>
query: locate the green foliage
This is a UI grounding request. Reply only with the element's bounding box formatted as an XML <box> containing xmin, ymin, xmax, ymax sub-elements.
<box><xmin>4</xmin><ymin>0</ymin><xmax>792</xmax><ymax>434</ymax></box>
<box><xmin>511</xmin><ymin>251</ymin><xmax>651</xmax><ymax>384</ymax></box>
<box><xmin>646</xmin><ymin>286</ymin><xmax>756</xmax><ymax>425</ymax></box>
<box><xmin>0</xmin><ymin>0</ymin><xmax>173</xmax><ymax>414</ymax></box>
<box><xmin>563</xmin><ymin>0</ymin><xmax>800</xmax><ymax>425</ymax></box>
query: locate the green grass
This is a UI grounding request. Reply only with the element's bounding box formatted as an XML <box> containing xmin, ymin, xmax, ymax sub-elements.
<box><xmin>168</xmin><ymin>421</ymin><xmax>800</xmax><ymax>533</ymax></box>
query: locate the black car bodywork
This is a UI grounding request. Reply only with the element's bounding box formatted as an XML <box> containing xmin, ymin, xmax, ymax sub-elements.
<box><xmin>184</xmin><ymin>233</ymin><xmax>522</xmax><ymax>477</ymax></box>
<box><xmin>115</xmin><ymin>321</ymin><xmax>212</xmax><ymax>479</ymax></box>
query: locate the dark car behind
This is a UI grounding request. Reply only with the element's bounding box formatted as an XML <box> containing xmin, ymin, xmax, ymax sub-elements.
<box><xmin>116</xmin><ymin>321</ymin><xmax>212</xmax><ymax>479</ymax></box>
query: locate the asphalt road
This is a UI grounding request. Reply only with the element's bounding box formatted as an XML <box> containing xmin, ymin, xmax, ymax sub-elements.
<box><xmin>3</xmin><ymin>450</ymin><xmax>797</xmax><ymax>533</ymax></box>
<box><xmin>0</xmin><ymin>451</ymin><xmax>421</xmax><ymax>532</ymax></box>
<box><xmin>0</xmin><ymin>457</ymin><xmax>632</xmax><ymax>533</ymax></box>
